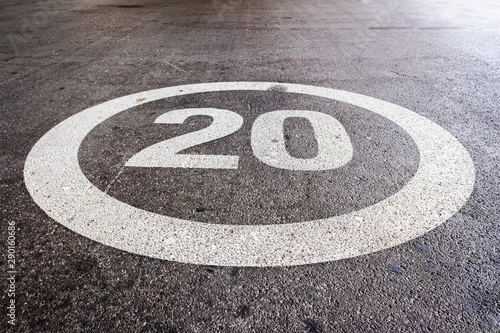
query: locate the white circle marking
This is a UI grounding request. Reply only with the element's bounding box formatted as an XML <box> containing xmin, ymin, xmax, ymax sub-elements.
<box><xmin>24</xmin><ymin>82</ymin><xmax>475</xmax><ymax>266</ymax></box>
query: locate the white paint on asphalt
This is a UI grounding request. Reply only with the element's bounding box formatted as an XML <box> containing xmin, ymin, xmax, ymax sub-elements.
<box><xmin>126</xmin><ymin>108</ymin><xmax>243</xmax><ymax>169</ymax></box>
<box><xmin>24</xmin><ymin>82</ymin><xmax>475</xmax><ymax>266</ymax></box>
<box><xmin>251</xmin><ymin>110</ymin><xmax>353</xmax><ymax>170</ymax></box>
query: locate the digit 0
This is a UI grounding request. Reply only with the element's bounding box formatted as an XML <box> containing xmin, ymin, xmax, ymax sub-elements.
<box><xmin>251</xmin><ymin>110</ymin><xmax>352</xmax><ymax>171</ymax></box>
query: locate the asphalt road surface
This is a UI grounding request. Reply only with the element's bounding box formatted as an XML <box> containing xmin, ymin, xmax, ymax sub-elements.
<box><xmin>1</xmin><ymin>0</ymin><xmax>499</xmax><ymax>332</ymax></box>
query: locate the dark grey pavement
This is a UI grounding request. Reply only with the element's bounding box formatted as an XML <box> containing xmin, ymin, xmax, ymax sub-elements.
<box><xmin>1</xmin><ymin>0</ymin><xmax>499</xmax><ymax>332</ymax></box>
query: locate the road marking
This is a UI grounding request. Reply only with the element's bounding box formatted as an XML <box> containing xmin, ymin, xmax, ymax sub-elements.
<box><xmin>251</xmin><ymin>110</ymin><xmax>353</xmax><ymax>171</ymax></box>
<box><xmin>126</xmin><ymin>107</ymin><xmax>352</xmax><ymax>171</ymax></box>
<box><xmin>125</xmin><ymin>108</ymin><xmax>243</xmax><ymax>169</ymax></box>
<box><xmin>24</xmin><ymin>82</ymin><xmax>475</xmax><ymax>266</ymax></box>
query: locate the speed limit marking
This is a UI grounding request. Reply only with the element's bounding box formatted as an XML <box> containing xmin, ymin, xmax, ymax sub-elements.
<box><xmin>24</xmin><ymin>82</ymin><xmax>475</xmax><ymax>267</ymax></box>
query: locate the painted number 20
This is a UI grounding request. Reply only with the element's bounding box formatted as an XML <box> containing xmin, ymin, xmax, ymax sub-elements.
<box><xmin>125</xmin><ymin>108</ymin><xmax>353</xmax><ymax>171</ymax></box>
